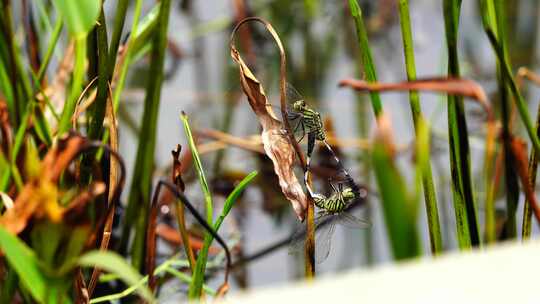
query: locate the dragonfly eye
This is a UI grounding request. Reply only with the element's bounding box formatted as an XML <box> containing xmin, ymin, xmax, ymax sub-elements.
<box><xmin>343</xmin><ymin>188</ymin><xmax>355</xmax><ymax>199</ymax></box>
<box><xmin>293</xmin><ymin>100</ymin><xmax>305</xmax><ymax>110</ymax></box>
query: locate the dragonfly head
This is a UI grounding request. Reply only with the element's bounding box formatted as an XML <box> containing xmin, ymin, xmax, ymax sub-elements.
<box><xmin>292</xmin><ymin>100</ymin><xmax>305</xmax><ymax>111</ymax></box>
<box><xmin>342</xmin><ymin>187</ymin><xmax>356</xmax><ymax>200</ymax></box>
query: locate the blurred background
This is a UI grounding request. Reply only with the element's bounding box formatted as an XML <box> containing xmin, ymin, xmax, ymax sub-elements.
<box><xmin>99</xmin><ymin>0</ymin><xmax>540</xmax><ymax>296</ymax></box>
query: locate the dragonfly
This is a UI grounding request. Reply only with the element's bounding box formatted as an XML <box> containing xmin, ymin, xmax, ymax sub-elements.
<box><xmin>277</xmin><ymin>84</ymin><xmax>346</xmax><ymax>173</ymax></box>
<box><xmin>289</xmin><ymin>177</ymin><xmax>371</xmax><ymax>263</ymax></box>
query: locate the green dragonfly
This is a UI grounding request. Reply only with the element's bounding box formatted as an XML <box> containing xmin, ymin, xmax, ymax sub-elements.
<box><xmin>289</xmin><ymin>176</ymin><xmax>371</xmax><ymax>263</ymax></box>
<box><xmin>283</xmin><ymin>83</ymin><xmax>346</xmax><ymax>172</ymax></box>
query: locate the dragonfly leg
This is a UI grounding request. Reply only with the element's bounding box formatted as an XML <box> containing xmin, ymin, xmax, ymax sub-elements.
<box><xmin>287</xmin><ymin>111</ymin><xmax>302</xmax><ymax>120</ymax></box>
<box><xmin>329</xmin><ymin>180</ymin><xmax>338</xmax><ymax>192</ymax></box>
<box><xmin>306</xmin><ymin>132</ymin><xmax>316</xmax><ymax>170</ymax></box>
<box><xmin>293</xmin><ymin>118</ymin><xmax>305</xmax><ymax>140</ymax></box>
<box><xmin>296</xmin><ymin>122</ymin><xmax>306</xmax><ymax>143</ymax></box>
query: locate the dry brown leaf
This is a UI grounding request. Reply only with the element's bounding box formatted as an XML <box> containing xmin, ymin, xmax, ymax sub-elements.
<box><xmin>509</xmin><ymin>137</ymin><xmax>540</xmax><ymax>223</ymax></box>
<box><xmin>170</xmin><ymin>145</ymin><xmax>197</xmax><ymax>275</ymax></box>
<box><xmin>171</xmin><ymin>144</ymin><xmax>186</xmax><ymax>192</ymax></box>
<box><xmin>0</xmin><ymin>133</ymin><xmax>86</xmax><ymax>233</ymax></box>
<box><xmin>339</xmin><ymin>77</ymin><xmax>490</xmax><ymax>115</ymax></box>
<box><xmin>517</xmin><ymin>67</ymin><xmax>540</xmax><ymax>87</ymax></box>
<box><xmin>230</xmin><ymin>20</ymin><xmax>307</xmax><ymax>220</ymax></box>
<box><xmin>87</xmin><ymin>82</ymin><xmax>120</xmax><ymax>297</ymax></box>
<box><xmin>197</xmin><ymin>128</ymin><xmax>264</xmax><ymax>154</ymax></box>
<box><xmin>63</xmin><ymin>182</ymin><xmax>107</xmax><ymax>222</ymax></box>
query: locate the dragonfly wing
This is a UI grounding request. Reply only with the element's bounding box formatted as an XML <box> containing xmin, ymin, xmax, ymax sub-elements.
<box><xmin>285</xmin><ymin>82</ymin><xmax>304</xmax><ymax>104</ymax></box>
<box><xmin>314</xmin><ymin>215</ymin><xmax>337</xmax><ymax>264</ymax></box>
<box><xmin>284</xmin><ymin>82</ymin><xmax>309</xmax><ymax>141</ymax></box>
<box><xmin>288</xmin><ymin>222</ymin><xmax>307</xmax><ymax>255</ymax></box>
<box><xmin>336</xmin><ymin>212</ymin><xmax>371</xmax><ymax>229</ymax></box>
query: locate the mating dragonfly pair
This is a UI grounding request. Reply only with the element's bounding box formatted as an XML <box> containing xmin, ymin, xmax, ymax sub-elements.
<box><xmin>275</xmin><ymin>84</ymin><xmax>371</xmax><ymax>263</ymax></box>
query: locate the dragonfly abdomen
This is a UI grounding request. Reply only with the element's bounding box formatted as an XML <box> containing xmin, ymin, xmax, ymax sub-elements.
<box><xmin>313</xmin><ymin>193</ymin><xmax>347</xmax><ymax>213</ymax></box>
<box><xmin>302</xmin><ymin>109</ymin><xmax>325</xmax><ymax>141</ymax></box>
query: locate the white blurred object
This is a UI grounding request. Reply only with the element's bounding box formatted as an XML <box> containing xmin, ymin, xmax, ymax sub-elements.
<box><xmin>222</xmin><ymin>240</ymin><xmax>540</xmax><ymax>304</ymax></box>
<box><xmin>0</xmin><ymin>192</ymin><xmax>13</xmax><ymax>209</ymax></box>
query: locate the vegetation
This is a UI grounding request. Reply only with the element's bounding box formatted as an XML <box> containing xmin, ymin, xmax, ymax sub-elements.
<box><xmin>0</xmin><ymin>0</ymin><xmax>539</xmax><ymax>302</ymax></box>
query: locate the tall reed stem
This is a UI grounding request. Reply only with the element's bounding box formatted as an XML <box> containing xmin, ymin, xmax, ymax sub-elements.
<box><xmin>397</xmin><ymin>0</ymin><xmax>442</xmax><ymax>254</ymax></box>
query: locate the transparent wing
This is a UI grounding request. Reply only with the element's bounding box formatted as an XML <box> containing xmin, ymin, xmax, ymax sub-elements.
<box><xmin>314</xmin><ymin>216</ymin><xmax>336</xmax><ymax>264</ymax></box>
<box><xmin>289</xmin><ymin>213</ymin><xmax>337</xmax><ymax>264</ymax></box>
<box><xmin>288</xmin><ymin>222</ymin><xmax>307</xmax><ymax>255</ymax></box>
<box><xmin>285</xmin><ymin>82</ymin><xmax>304</xmax><ymax>105</ymax></box>
<box><xmin>336</xmin><ymin>212</ymin><xmax>371</xmax><ymax>229</ymax></box>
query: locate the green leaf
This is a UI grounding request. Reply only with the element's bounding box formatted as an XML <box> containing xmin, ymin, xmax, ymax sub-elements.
<box><xmin>0</xmin><ymin>226</ymin><xmax>47</xmax><ymax>302</ymax></box>
<box><xmin>79</xmin><ymin>251</ymin><xmax>154</xmax><ymax>303</ymax></box>
<box><xmin>119</xmin><ymin>0</ymin><xmax>171</xmax><ymax>270</ymax></box>
<box><xmin>52</xmin><ymin>0</ymin><xmax>101</xmax><ymax>38</ymax></box>
<box><xmin>214</xmin><ymin>171</ymin><xmax>258</xmax><ymax>230</ymax></box>
<box><xmin>180</xmin><ymin>111</ymin><xmax>214</xmax><ymax>299</ymax></box>
<box><xmin>180</xmin><ymin>112</ymin><xmax>213</xmax><ymax>222</ymax></box>
<box><xmin>397</xmin><ymin>0</ymin><xmax>442</xmax><ymax>254</ymax></box>
<box><xmin>443</xmin><ymin>0</ymin><xmax>479</xmax><ymax>248</ymax></box>
<box><xmin>347</xmin><ymin>0</ymin><xmax>383</xmax><ymax>116</ymax></box>
<box><xmin>372</xmin><ymin>130</ymin><xmax>420</xmax><ymax>260</ymax></box>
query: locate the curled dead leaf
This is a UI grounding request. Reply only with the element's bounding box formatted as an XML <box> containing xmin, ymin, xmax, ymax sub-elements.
<box><xmin>339</xmin><ymin>77</ymin><xmax>491</xmax><ymax>118</ymax></box>
<box><xmin>230</xmin><ymin>18</ymin><xmax>307</xmax><ymax>220</ymax></box>
<box><xmin>0</xmin><ymin>134</ymin><xmax>87</xmax><ymax>233</ymax></box>
<box><xmin>0</xmin><ymin>133</ymin><xmax>114</xmax><ymax>234</ymax></box>
<box><xmin>171</xmin><ymin>144</ymin><xmax>186</xmax><ymax>191</ymax></box>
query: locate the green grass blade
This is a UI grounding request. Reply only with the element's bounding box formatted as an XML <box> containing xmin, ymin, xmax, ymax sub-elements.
<box><xmin>0</xmin><ymin>55</ymin><xmax>15</xmax><ymax>117</ymax></box>
<box><xmin>37</xmin><ymin>17</ymin><xmax>63</xmax><ymax>82</ymax></box>
<box><xmin>131</xmin><ymin>3</ymin><xmax>161</xmax><ymax>59</ymax></box>
<box><xmin>181</xmin><ymin>112</ymin><xmax>213</xmax><ymax>222</ymax></box>
<box><xmin>0</xmin><ymin>227</ymin><xmax>47</xmax><ymax>302</ymax></box>
<box><xmin>479</xmin><ymin>5</ymin><xmax>540</xmax><ymax>155</ymax></box>
<box><xmin>121</xmin><ymin>0</ymin><xmax>172</xmax><ymax>269</ymax></box>
<box><xmin>87</xmin><ymin>8</ymin><xmax>109</xmax><ymax>141</ymax></box>
<box><xmin>180</xmin><ymin>112</ymin><xmax>214</xmax><ymax>299</ymax></box>
<box><xmin>180</xmin><ymin>119</ymin><xmax>257</xmax><ymax>299</ymax></box>
<box><xmin>443</xmin><ymin>0</ymin><xmax>479</xmax><ymax>248</ymax></box>
<box><xmin>112</xmin><ymin>0</ymin><xmax>145</xmax><ymax>111</ymax></box>
<box><xmin>347</xmin><ymin>0</ymin><xmax>383</xmax><ymax>117</ymax></box>
<box><xmin>51</xmin><ymin>0</ymin><xmax>100</xmax><ymax>39</ymax></box>
<box><xmin>480</xmin><ymin>0</ymin><xmax>524</xmax><ymax>240</ymax></box>
<box><xmin>58</xmin><ymin>37</ymin><xmax>87</xmax><ymax>134</ymax></box>
<box><xmin>522</xmin><ymin>102</ymin><xmax>540</xmax><ymax>239</ymax></box>
<box><xmin>372</xmin><ymin>123</ymin><xmax>421</xmax><ymax>260</ymax></box>
<box><xmin>89</xmin><ymin>256</ymin><xmax>215</xmax><ymax>303</ymax></box>
<box><xmin>493</xmin><ymin>1</ymin><xmax>519</xmax><ymax>239</ymax></box>
<box><xmin>397</xmin><ymin>0</ymin><xmax>442</xmax><ymax>254</ymax></box>
<box><xmin>0</xmin><ymin>268</ymin><xmax>17</xmax><ymax>303</ymax></box>
<box><xmin>214</xmin><ymin>171</ymin><xmax>258</xmax><ymax>230</ymax></box>
<box><xmin>79</xmin><ymin>251</ymin><xmax>154</xmax><ymax>303</ymax></box>
<box><xmin>98</xmin><ymin>0</ymin><xmax>144</xmax><ymax>157</ymax></box>
<box><xmin>107</xmin><ymin>0</ymin><xmax>129</xmax><ymax>78</ymax></box>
